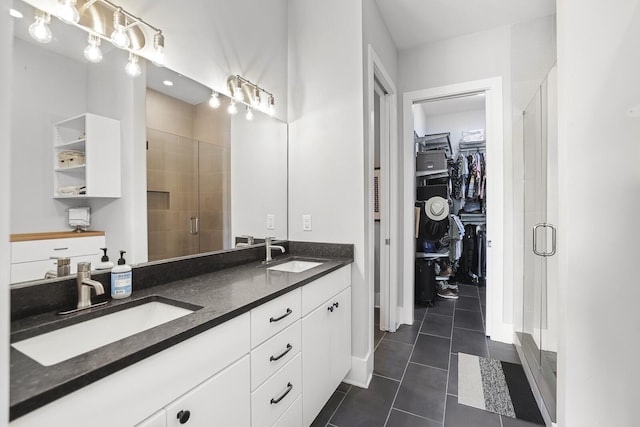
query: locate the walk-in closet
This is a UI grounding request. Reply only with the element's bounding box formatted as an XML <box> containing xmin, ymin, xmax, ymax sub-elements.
<box><xmin>412</xmin><ymin>94</ymin><xmax>488</xmax><ymax>305</ymax></box>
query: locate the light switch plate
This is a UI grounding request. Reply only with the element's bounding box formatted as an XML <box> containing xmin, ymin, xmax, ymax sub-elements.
<box><xmin>302</xmin><ymin>214</ymin><xmax>312</xmax><ymax>231</ymax></box>
<box><xmin>266</xmin><ymin>214</ymin><xmax>275</xmax><ymax>230</ymax></box>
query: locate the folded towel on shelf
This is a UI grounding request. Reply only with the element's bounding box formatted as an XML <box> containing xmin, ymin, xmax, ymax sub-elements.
<box><xmin>58</xmin><ymin>185</ymin><xmax>86</xmax><ymax>195</ymax></box>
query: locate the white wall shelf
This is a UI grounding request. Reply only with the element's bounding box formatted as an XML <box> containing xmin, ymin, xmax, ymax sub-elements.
<box><xmin>53</xmin><ymin>113</ymin><xmax>121</xmax><ymax>199</ymax></box>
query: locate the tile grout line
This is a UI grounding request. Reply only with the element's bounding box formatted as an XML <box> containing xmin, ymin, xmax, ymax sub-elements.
<box><xmin>392</xmin><ymin>407</ymin><xmax>445</xmax><ymax>424</ymax></box>
<box><xmin>408</xmin><ymin>360</ymin><xmax>449</xmax><ymax>372</ymax></box>
<box><xmin>325</xmin><ymin>387</ymin><xmax>349</xmax><ymax>427</ymax></box>
<box><xmin>382</xmin><ymin>304</ymin><xmax>428</xmax><ymax>427</ymax></box>
<box><xmin>373</xmin><ymin>372</ymin><xmax>402</xmax><ymax>383</ymax></box>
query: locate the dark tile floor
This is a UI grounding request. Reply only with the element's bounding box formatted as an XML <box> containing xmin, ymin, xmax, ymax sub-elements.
<box><xmin>311</xmin><ymin>284</ymin><xmax>541</xmax><ymax>427</ymax></box>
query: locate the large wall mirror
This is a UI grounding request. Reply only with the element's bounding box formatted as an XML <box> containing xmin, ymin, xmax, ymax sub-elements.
<box><xmin>9</xmin><ymin>0</ymin><xmax>288</xmax><ymax>285</ymax></box>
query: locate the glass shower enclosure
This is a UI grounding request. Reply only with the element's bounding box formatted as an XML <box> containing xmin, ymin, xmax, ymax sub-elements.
<box><xmin>517</xmin><ymin>66</ymin><xmax>558</xmax><ymax>424</ymax></box>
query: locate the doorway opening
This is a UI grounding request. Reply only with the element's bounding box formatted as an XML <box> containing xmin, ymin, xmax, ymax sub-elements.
<box><xmin>413</xmin><ymin>92</ymin><xmax>487</xmax><ymax>307</ymax></box>
<box><xmin>402</xmin><ymin>78</ymin><xmax>506</xmax><ymax>342</ymax></box>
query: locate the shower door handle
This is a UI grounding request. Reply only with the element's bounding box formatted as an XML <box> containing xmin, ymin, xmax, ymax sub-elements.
<box><xmin>190</xmin><ymin>216</ymin><xmax>199</xmax><ymax>235</ymax></box>
<box><xmin>533</xmin><ymin>223</ymin><xmax>556</xmax><ymax>257</ymax></box>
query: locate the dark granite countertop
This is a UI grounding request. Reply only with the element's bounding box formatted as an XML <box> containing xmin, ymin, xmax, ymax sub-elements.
<box><xmin>10</xmin><ymin>245</ymin><xmax>353</xmax><ymax>421</ymax></box>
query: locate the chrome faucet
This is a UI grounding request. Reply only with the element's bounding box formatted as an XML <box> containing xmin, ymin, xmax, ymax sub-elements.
<box><xmin>44</xmin><ymin>256</ymin><xmax>71</xmax><ymax>279</ymax></box>
<box><xmin>235</xmin><ymin>235</ymin><xmax>255</xmax><ymax>248</ymax></box>
<box><xmin>264</xmin><ymin>237</ymin><xmax>285</xmax><ymax>264</ymax></box>
<box><xmin>76</xmin><ymin>262</ymin><xmax>105</xmax><ymax>310</ymax></box>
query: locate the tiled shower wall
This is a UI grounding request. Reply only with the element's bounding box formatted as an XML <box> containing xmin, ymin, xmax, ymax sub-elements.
<box><xmin>146</xmin><ymin>89</ymin><xmax>230</xmax><ymax>261</ymax></box>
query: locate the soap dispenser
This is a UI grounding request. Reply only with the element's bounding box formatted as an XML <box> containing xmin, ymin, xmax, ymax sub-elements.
<box><xmin>95</xmin><ymin>248</ymin><xmax>115</xmax><ymax>270</ymax></box>
<box><xmin>110</xmin><ymin>250</ymin><xmax>132</xmax><ymax>299</ymax></box>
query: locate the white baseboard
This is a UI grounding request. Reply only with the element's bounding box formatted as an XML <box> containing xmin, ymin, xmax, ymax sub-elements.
<box><xmin>343</xmin><ymin>352</ymin><xmax>372</xmax><ymax>388</ymax></box>
<box><xmin>488</xmin><ymin>321</ymin><xmax>514</xmax><ymax>344</ymax></box>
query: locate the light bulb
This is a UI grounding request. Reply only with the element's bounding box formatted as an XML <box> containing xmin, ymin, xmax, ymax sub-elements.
<box><xmin>152</xmin><ymin>31</ymin><xmax>165</xmax><ymax>67</ymax></box>
<box><xmin>56</xmin><ymin>0</ymin><xmax>79</xmax><ymax>24</ymax></box>
<box><xmin>83</xmin><ymin>34</ymin><xmax>102</xmax><ymax>63</ymax></box>
<box><xmin>233</xmin><ymin>78</ymin><xmax>244</xmax><ymax>102</ymax></box>
<box><xmin>28</xmin><ymin>12</ymin><xmax>52</xmax><ymax>44</ymax></box>
<box><xmin>268</xmin><ymin>95</ymin><xmax>275</xmax><ymax>116</ymax></box>
<box><xmin>110</xmin><ymin>9</ymin><xmax>130</xmax><ymax>49</ymax></box>
<box><xmin>245</xmin><ymin>106</ymin><xmax>254</xmax><ymax>121</ymax></box>
<box><xmin>9</xmin><ymin>9</ymin><xmax>24</xmax><ymax>19</ymax></box>
<box><xmin>209</xmin><ymin>91</ymin><xmax>221</xmax><ymax>108</ymax></box>
<box><xmin>227</xmin><ymin>100</ymin><xmax>238</xmax><ymax>115</ymax></box>
<box><xmin>125</xmin><ymin>53</ymin><xmax>141</xmax><ymax>77</ymax></box>
<box><xmin>251</xmin><ymin>86</ymin><xmax>261</xmax><ymax>108</ymax></box>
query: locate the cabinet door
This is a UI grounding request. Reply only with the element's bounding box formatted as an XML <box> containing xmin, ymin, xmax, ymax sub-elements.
<box><xmin>165</xmin><ymin>355</ymin><xmax>250</xmax><ymax>427</ymax></box>
<box><xmin>301</xmin><ymin>299</ymin><xmax>333</xmax><ymax>427</ymax></box>
<box><xmin>136</xmin><ymin>410</ymin><xmax>166</xmax><ymax>427</ymax></box>
<box><xmin>330</xmin><ymin>287</ymin><xmax>352</xmax><ymax>388</ymax></box>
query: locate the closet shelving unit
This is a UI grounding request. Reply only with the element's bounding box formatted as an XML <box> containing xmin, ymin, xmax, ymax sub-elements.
<box><xmin>53</xmin><ymin>113</ymin><xmax>121</xmax><ymax>199</ymax></box>
<box><xmin>414</xmin><ymin>132</ymin><xmax>453</xmax><ymax>288</ymax></box>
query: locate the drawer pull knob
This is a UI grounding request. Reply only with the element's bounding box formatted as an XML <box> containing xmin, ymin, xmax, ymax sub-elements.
<box><xmin>270</xmin><ymin>382</ymin><xmax>293</xmax><ymax>405</ymax></box>
<box><xmin>327</xmin><ymin>306</ymin><xmax>334</xmax><ymax>312</ymax></box>
<box><xmin>177</xmin><ymin>410</ymin><xmax>191</xmax><ymax>424</ymax></box>
<box><xmin>270</xmin><ymin>308</ymin><xmax>292</xmax><ymax>323</ymax></box>
<box><xmin>270</xmin><ymin>343</ymin><xmax>293</xmax><ymax>362</ymax></box>
<box><xmin>53</xmin><ymin>247</ymin><xmax>69</xmax><ymax>251</ymax></box>
<box><xmin>333</xmin><ymin>302</ymin><xmax>339</xmax><ymax>309</ymax></box>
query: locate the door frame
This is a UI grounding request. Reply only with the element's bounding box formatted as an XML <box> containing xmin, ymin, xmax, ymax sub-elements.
<box><xmin>401</xmin><ymin>77</ymin><xmax>509</xmax><ymax>341</ymax></box>
<box><xmin>366</xmin><ymin>44</ymin><xmax>398</xmax><ymax>343</ymax></box>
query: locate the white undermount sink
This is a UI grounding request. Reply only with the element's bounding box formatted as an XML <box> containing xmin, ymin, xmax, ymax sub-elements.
<box><xmin>12</xmin><ymin>301</ymin><xmax>194</xmax><ymax>366</ymax></box>
<box><xmin>268</xmin><ymin>260</ymin><xmax>323</xmax><ymax>273</ymax></box>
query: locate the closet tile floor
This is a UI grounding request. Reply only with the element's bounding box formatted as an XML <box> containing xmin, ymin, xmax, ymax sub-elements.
<box><xmin>311</xmin><ymin>284</ymin><xmax>540</xmax><ymax>427</ymax></box>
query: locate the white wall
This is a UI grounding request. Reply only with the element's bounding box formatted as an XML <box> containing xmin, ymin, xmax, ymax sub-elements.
<box><xmin>399</xmin><ymin>26</ymin><xmax>513</xmax><ymax>331</ymax></box>
<box><xmin>1</xmin><ymin>1</ymin><xmax>11</xmax><ymax>424</ymax></box>
<box><xmin>231</xmin><ymin>112</ymin><xmax>288</xmax><ymax>241</ymax></box>
<box><xmin>557</xmin><ymin>1</ymin><xmax>640</xmax><ymax>425</ymax></box>
<box><xmin>11</xmin><ymin>38</ymin><xmax>88</xmax><ymax>233</ymax></box>
<box><xmin>288</xmin><ymin>0</ymin><xmax>367</xmax><ymax>384</ymax></box>
<box><xmin>87</xmin><ymin>51</ymin><xmax>148</xmax><ymax>264</ymax></box>
<box><xmin>362</xmin><ymin>0</ymin><xmax>398</xmax><ymax>84</ymax></box>
<box><xmin>399</xmin><ymin>18</ymin><xmax>555</xmax><ymax>333</ymax></box>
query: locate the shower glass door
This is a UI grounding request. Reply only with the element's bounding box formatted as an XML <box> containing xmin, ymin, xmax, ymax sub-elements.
<box><xmin>520</xmin><ymin>68</ymin><xmax>557</xmax><ymax>423</ymax></box>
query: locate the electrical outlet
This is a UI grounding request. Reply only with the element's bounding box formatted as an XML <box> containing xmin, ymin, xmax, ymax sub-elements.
<box><xmin>302</xmin><ymin>214</ymin><xmax>312</xmax><ymax>231</ymax></box>
<box><xmin>266</xmin><ymin>214</ymin><xmax>275</xmax><ymax>230</ymax></box>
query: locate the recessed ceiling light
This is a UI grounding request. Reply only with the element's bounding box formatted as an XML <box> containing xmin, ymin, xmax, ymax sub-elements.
<box><xmin>162</xmin><ymin>80</ymin><xmax>174</xmax><ymax>86</ymax></box>
<box><xmin>9</xmin><ymin>9</ymin><xmax>24</xmax><ymax>19</ymax></box>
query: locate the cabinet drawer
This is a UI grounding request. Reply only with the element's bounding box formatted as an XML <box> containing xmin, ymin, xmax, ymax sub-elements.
<box><xmin>251</xmin><ymin>321</ymin><xmax>301</xmax><ymax>391</ymax></box>
<box><xmin>251</xmin><ymin>353</ymin><xmax>302</xmax><ymax>427</ymax></box>
<box><xmin>301</xmin><ymin>265</ymin><xmax>351</xmax><ymax>316</ymax></box>
<box><xmin>11</xmin><ymin>236</ymin><xmax>105</xmax><ymax>263</ymax></box>
<box><xmin>251</xmin><ymin>288</ymin><xmax>301</xmax><ymax>348</ymax></box>
<box><xmin>272</xmin><ymin>395</ymin><xmax>302</xmax><ymax>427</ymax></box>
<box><xmin>10</xmin><ymin>254</ymin><xmax>101</xmax><ymax>283</ymax></box>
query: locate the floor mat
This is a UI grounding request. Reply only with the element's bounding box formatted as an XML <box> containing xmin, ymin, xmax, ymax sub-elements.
<box><xmin>458</xmin><ymin>352</ymin><xmax>545</xmax><ymax>425</ymax></box>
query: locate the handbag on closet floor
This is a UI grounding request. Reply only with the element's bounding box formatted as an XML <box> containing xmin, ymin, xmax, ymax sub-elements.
<box><xmin>415</xmin><ymin>259</ymin><xmax>436</xmax><ymax>306</ymax></box>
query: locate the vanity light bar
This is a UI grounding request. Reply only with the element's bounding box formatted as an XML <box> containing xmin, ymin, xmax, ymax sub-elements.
<box><xmin>227</xmin><ymin>75</ymin><xmax>276</xmax><ymax>118</ymax></box>
<box><xmin>28</xmin><ymin>0</ymin><xmax>166</xmax><ymax>77</ymax></box>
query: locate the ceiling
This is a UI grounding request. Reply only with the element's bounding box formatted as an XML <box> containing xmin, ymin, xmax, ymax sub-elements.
<box><xmin>374</xmin><ymin>0</ymin><xmax>556</xmax><ymax>50</ymax></box>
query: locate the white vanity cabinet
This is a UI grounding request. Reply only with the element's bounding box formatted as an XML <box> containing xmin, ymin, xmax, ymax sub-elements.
<box><xmin>11</xmin><ymin>264</ymin><xmax>353</xmax><ymax>427</ymax></box>
<box><xmin>53</xmin><ymin>113</ymin><xmax>121</xmax><ymax>199</ymax></box>
<box><xmin>301</xmin><ymin>266</ymin><xmax>352</xmax><ymax>427</ymax></box>
<box><xmin>10</xmin><ymin>232</ymin><xmax>106</xmax><ymax>283</ymax></box>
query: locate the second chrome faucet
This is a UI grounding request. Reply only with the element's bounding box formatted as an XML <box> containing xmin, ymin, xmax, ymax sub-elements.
<box><xmin>264</xmin><ymin>237</ymin><xmax>285</xmax><ymax>264</ymax></box>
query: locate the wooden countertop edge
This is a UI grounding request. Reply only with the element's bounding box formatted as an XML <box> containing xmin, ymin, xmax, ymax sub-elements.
<box><xmin>10</xmin><ymin>231</ymin><xmax>105</xmax><ymax>242</ymax></box>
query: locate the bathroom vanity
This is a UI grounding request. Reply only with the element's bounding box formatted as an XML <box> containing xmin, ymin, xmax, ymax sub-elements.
<box><xmin>9</xmin><ymin>242</ymin><xmax>353</xmax><ymax>427</ymax></box>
